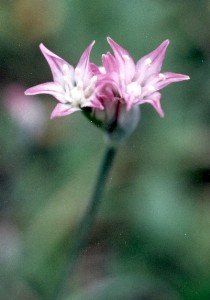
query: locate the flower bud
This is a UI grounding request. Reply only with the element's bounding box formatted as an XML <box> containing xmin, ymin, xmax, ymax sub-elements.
<box><xmin>104</xmin><ymin>105</ymin><xmax>140</xmax><ymax>145</ymax></box>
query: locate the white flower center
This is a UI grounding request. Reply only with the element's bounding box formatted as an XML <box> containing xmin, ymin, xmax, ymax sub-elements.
<box><xmin>62</xmin><ymin>64</ymin><xmax>97</xmax><ymax>107</ymax></box>
<box><xmin>70</xmin><ymin>86</ymin><xmax>83</xmax><ymax>106</ymax></box>
<box><xmin>126</xmin><ymin>81</ymin><xmax>142</xmax><ymax>98</ymax></box>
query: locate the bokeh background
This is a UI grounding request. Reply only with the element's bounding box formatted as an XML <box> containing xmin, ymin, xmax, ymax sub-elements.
<box><xmin>0</xmin><ymin>0</ymin><xmax>209</xmax><ymax>299</ymax></box>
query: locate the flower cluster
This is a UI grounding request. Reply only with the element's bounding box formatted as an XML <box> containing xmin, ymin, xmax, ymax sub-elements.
<box><xmin>25</xmin><ymin>38</ymin><xmax>189</xmax><ymax>140</ymax></box>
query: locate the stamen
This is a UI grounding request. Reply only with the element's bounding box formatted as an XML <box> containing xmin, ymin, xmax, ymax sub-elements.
<box><xmin>64</xmin><ymin>82</ymin><xmax>70</xmax><ymax>94</ymax></box>
<box><xmin>75</xmin><ymin>67</ymin><xmax>81</xmax><ymax>78</ymax></box>
<box><xmin>158</xmin><ymin>73</ymin><xmax>166</xmax><ymax>80</ymax></box>
<box><xmin>122</xmin><ymin>54</ymin><xmax>130</xmax><ymax>61</ymax></box>
<box><xmin>62</xmin><ymin>64</ymin><xmax>69</xmax><ymax>74</ymax></box>
<box><xmin>99</xmin><ymin>66</ymin><xmax>106</xmax><ymax>74</ymax></box>
<box><xmin>63</xmin><ymin>64</ymin><xmax>74</xmax><ymax>89</ymax></box>
<box><xmin>84</xmin><ymin>76</ymin><xmax>97</xmax><ymax>98</ymax></box>
<box><xmin>90</xmin><ymin>75</ymin><xmax>97</xmax><ymax>85</ymax></box>
<box><xmin>77</xmin><ymin>80</ymin><xmax>83</xmax><ymax>89</ymax></box>
<box><xmin>145</xmin><ymin>58</ymin><xmax>152</xmax><ymax>66</ymax></box>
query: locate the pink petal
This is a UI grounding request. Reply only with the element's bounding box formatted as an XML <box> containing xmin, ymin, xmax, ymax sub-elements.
<box><xmin>107</xmin><ymin>37</ymin><xmax>135</xmax><ymax>84</ymax></box>
<box><xmin>136</xmin><ymin>40</ymin><xmax>170</xmax><ymax>83</ymax></box>
<box><xmin>96</xmin><ymin>87</ymin><xmax>115</xmax><ymax>102</ymax></box>
<box><xmin>81</xmin><ymin>97</ymin><xmax>104</xmax><ymax>110</ymax></box>
<box><xmin>39</xmin><ymin>43</ymin><xmax>74</xmax><ymax>85</ymax></box>
<box><xmin>107</xmin><ymin>37</ymin><xmax>132</xmax><ymax>61</ymax></box>
<box><xmin>50</xmin><ymin>103</ymin><xmax>80</xmax><ymax>119</ymax></box>
<box><xmin>102</xmin><ymin>52</ymin><xmax>118</xmax><ymax>74</ymax></box>
<box><xmin>155</xmin><ymin>72</ymin><xmax>190</xmax><ymax>90</ymax></box>
<box><xmin>96</xmin><ymin>76</ymin><xmax>121</xmax><ymax>99</ymax></box>
<box><xmin>141</xmin><ymin>92</ymin><xmax>164</xmax><ymax>117</ymax></box>
<box><xmin>25</xmin><ymin>82</ymin><xmax>66</xmax><ymax>103</ymax></box>
<box><xmin>142</xmin><ymin>72</ymin><xmax>190</xmax><ymax>98</ymax></box>
<box><xmin>90</xmin><ymin>63</ymin><xmax>101</xmax><ymax>75</ymax></box>
<box><xmin>76</xmin><ymin>41</ymin><xmax>95</xmax><ymax>84</ymax></box>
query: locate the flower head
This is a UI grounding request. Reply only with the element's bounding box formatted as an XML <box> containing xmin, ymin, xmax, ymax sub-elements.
<box><xmin>25</xmin><ymin>42</ymin><xmax>103</xmax><ymax>119</ymax></box>
<box><xmin>25</xmin><ymin>38</ymin><xmax>190</xmax><ymax>143</ymax></box>
<box><xmin>100</xmin><ymin>37</ymin><xmax>190</xmax><ymax>117</ymax></box>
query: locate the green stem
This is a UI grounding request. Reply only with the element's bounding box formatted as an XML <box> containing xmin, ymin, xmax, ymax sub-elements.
<box><xmin>54</xmin><ymin>145</ymin><xmax>117</xmax><ymax>300</ymax></box>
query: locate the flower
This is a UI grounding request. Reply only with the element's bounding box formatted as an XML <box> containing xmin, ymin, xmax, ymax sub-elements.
<box><xmin>25</xmin><ymin>42</ymin><xmax>103</xmax><ymax>119</ymax></box>
<box><xmin>99</xmin><ymin>37</ymin><xmax>190</xmax><ymax>117</ymax></box>
<box><xmin>25</xmin><ymin>38</ymin><xmax>190</xmax><ymax>142</ymax></box>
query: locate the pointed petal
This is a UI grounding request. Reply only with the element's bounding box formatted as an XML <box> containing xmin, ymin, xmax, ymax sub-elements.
<box><xmin>142</xmin><ymin>72</ymin><xmax>190</xmax><ymax>97</ymax></box>
<box><xmin>141</xmin><ymin>92</ymin><xmax>164</xmax><ymax>117</ymax></box>
<box><xmin>107</xmin><ymin>37</ymin><xmax>135</xmax><ymax>83</ymax></box>
<box><xmin>76</xmin><ymin>41</ymin><xmax>95</xmax><ymax>84</ymax></box>
<box><xmin>136</xmin><ymin>40</ymin><xmax>170</xmax><ymax>83</ymax></box>
<box><xmin>107</xmin><ymin>37</ymin><xmax>132</xmax><ymax>60</ymax></box>
<box><xmin>39</xmin><ymin>43</ymin><xmax>74</xmax><ymax>85</ymax></box>
<box><xmin>25</xmin><ymin>82</ymin><xmax>63</xmax><ymax>95</ymax></box>
<box><xmin>102</xmin><ymin>52</ymin><xmax>118</xmax><ymax>73</ymax></box>
<box><xmin>50</xmin><ymin>103</ymin><xmax>80</xmax><ymax>119</ymax></box>
<box><xmin>25</xmin><ymin>82</ymin><xmax>67</xmax><ymax>103</ymax></box>
<box><xmin>154</xmin><ymin>72</ymin><xmax>190</xmax><ymax>90</ymax></box>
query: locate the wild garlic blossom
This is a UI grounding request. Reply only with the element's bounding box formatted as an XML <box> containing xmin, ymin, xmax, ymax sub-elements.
<box><xmin>25</xmin><ymin>42</ymin><xmax>103</xmax><ymax>119</ymax></box>
<box><xmin>25</xmin><ymin>38</ymin><xmax>189</xmax><ymax>130</ymax></box>
<box><xmin>98</xmin><ymin>37</ymin><xmax>190</xmax><ymax>118</ymax></box>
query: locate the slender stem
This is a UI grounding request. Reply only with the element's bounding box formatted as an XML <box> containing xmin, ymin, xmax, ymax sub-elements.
<box><xmin>54</xmin><ymin>145</ymin><xmax>117</xmax><ymax>300</ymax></box>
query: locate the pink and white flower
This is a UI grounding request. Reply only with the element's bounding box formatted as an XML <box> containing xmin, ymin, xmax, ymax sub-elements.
<box><xmin>100</xmin><ymin>37</ymin><xmax>190</xmax><ymax>117</ymax></box>
<box><xmin>25</xmin><ymin>42</ymin><xmax>103</xmax><ymax>119</ymax></box>
<box><xmin>25</xmin><ymin>37</ymin><xmax>190</xmax><ymax>140</ymax></box>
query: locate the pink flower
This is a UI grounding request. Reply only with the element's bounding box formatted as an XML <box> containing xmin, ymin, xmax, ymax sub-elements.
<box><xmin>25</xmin><ymin>42</ymin><xmax>103</xmax><ymax>119</ymax></box>
<box><xmin>100</xmin><ymin>37</ymin><xmax>190</xmax><ymax>117</ymax></box>
<box><xmin>25</xmin><ymin>37</ymin><xmax>190</xmax><ymax>142</ymax></box>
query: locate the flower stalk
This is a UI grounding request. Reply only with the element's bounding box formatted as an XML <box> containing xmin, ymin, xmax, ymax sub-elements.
<box><xmin>54</xmin><ymin>145</ymin><xmax>117</xmax><ymax>300</ymax></box>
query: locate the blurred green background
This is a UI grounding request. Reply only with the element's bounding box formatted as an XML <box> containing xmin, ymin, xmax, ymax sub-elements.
<box><xmin>0</xmin><ymin>0</ymin><xmax>209</xmax><ymax>299</ymax></box>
